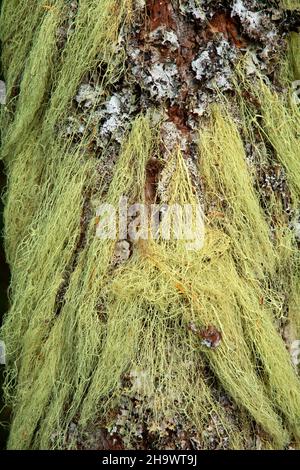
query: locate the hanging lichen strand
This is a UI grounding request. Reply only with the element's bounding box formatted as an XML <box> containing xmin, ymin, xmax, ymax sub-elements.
<box><xmin>0</xmin><ymin>0</ymin><xmax>300</xmax><ymax>450</ymax></box>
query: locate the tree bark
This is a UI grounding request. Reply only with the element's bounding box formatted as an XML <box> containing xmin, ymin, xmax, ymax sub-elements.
<box><xmin>1</xmin><ymin>0</ymin><xmax>300</xmax><ymax>450</ymax></box>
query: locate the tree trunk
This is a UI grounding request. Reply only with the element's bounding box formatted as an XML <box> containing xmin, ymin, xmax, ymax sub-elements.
<box><xmin>1</xmin><ymin>0</ymin><xmax>300</xmax><ymax>450</ymax></box>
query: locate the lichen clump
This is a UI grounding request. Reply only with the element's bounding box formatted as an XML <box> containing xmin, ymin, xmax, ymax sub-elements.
<box><xmin>0</xmin><ymin>0</ymin><xmax>300</xmax><ymax>451</ymax></box>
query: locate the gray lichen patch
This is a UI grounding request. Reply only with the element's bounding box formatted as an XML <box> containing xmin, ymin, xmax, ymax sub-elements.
<box><xmin>160</xmin><ymin>120</ymin><xmax>188</xmax><ymax>153</ymax></box>
<box><xmin>179</xmin><ymin>0</ymin><xmax>206</xmax><ymax>20</ymax></box>
<box><xmin>231</xmin><ymin>0</ymin><xmax>285</xmax><ymax>72</ymax></box>
<box><xmin>0</xmin><ymin>80</ymin><xmax>6</xmax><ymax>105</ymax></box>
<box><xmin>145</xmin><ymin>62</ymin><xmax>180</xmax><ymax>100</ymax></box>
<box><xmin>99</xmin><ymin>91</ymin><xmax>136</xmax><ymax>144</ymax></box>
<box><xmin>192</xmin><ymin>38</ymin><xmax>237</xmax><ymax>90</ymax></box>
<box><xmin>75</xmin><ymin>83</ymin><xmax>103</xmax><ymax>109</ymax></box>
<box><xmin>232</xmin><ymin>0</ymin><xmax>262</xmax><ymax>34</ymax></box>
<box><xmin>134</xmin><ymin>0</ymin><xmax>146</xmax><ymax>11</ymax></box>
<box><xmin>65</xmin><ymin>84</ymin><xmax>138</xmax><ymax>158</ymax></box>
<box><xmin>112</xmin><ymin>240</ymin><xmax>132</xmax><ymax>266</ymax></box>
<box><xmin>149</xmin><ymin>27</ymin><xmax>180</xmax><ymax>50</ymax></box>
